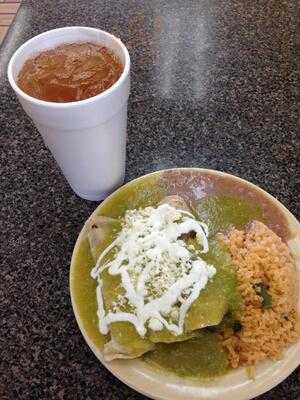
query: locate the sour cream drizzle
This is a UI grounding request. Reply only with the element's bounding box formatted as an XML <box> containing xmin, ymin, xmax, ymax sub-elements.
<box><xmin>91</xmin><ymin>204</ymin><xmax>216</xmax><ymax>337</ymax></box>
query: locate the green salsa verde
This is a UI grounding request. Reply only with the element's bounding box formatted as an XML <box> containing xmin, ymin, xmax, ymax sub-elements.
<box><xmin>143</xmin><ymin>331</ymin><xmax>229</xmax><ymax>378</ymax></box>
<box><xmin>71</xmin><ymin>237</ymin><xmax>107</xmax><ymax>349</ymax></box>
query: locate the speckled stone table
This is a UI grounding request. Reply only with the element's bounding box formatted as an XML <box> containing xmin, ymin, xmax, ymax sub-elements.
<box><xmin>0</xmin><ymin>1</ymin><xmax>299</xmax><ymax>399</ymax></box>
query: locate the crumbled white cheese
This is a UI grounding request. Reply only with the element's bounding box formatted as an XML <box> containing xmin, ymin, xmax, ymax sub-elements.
<box><xmin>170</xmin><ymin>307</ymin><xmax>179</xmax><ymax>321</ymax></box>
<box><xmin>148</xmin><ymin>318</ymin><xmax>164</xmax><ymax>331</ymax></box>
<box><xmin>91</xmin><ymin>204</ymin><xmax>215</xmax><ymax>337</ymax></box>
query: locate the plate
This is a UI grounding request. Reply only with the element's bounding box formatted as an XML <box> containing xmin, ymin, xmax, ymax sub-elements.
<box><xmin>70</xmin><ymin>168</ymin><xmax>300</xmax><ymax>400</ymax></box>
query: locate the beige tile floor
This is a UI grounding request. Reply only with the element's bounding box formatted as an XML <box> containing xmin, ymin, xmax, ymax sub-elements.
<box><xmin>0</xmin><ymin>1</ymin><xmax>21</xmax><ymax>45</ymax></box>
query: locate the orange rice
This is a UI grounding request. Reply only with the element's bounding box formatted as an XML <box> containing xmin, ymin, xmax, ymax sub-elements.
<box><xmin>221</xmin><ymin>221</ymin><xmax>300</xmax><ymax>368</ymax></box>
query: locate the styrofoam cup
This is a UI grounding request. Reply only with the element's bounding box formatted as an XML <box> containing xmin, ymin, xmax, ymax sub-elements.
<box><xmin>7</xmin><ymin>27</ymin><xmax>130</xmax><ymax>201</ymax></box>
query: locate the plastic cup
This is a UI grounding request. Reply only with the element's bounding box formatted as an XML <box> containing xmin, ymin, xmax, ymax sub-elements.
<box><xmin>7</xmin><ymin>27</ymin><xmax>130</xmax><ymax>201</ymax></box>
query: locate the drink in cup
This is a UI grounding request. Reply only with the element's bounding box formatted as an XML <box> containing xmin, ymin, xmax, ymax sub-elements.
<box><xmin>8</xmin><ymin>27</ymin><xmax>130</xmax><ymax>201</ymax></box>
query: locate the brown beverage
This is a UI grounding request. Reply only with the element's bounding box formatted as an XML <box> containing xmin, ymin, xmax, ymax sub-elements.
<box><xmin>17</xmin><ymin>42</ymin><xmax>123</xmax><ymax>102</ymax></box>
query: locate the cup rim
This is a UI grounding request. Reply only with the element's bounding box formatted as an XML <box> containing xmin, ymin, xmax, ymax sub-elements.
<box><xmin>7</xmin><ymin>26</ymin><xmax>130</xmax><ymax>108</ymax></box>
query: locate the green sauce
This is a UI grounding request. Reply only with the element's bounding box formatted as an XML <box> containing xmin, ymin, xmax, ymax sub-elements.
<box><xmin>99</xmin><ymin>174</ymin><xmax>165</xmax><ymax>218</ymax></box>
<box><xmin>195</xmin><ymin>195</ymin><xmax>263</xmax><ymax>236</ymax></box>
<box><xmin>186</xmin><ymin>239</ymin><xmax>241</xmax><ymax>332</ymax></box>
<box><xmin>144</xmin><ymin>331</ymin><xmax>229</xmax><ymax>378</ymax></box>
<box><xmin>70</xmin><ymin>238</ymin><xmax>107</xmax><ymax>349</ymax></box>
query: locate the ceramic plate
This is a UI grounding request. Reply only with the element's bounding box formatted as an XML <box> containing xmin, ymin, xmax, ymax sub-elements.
<box><xmin>70</xmin><ymin>168</ymin><xmax>300</xmax><ymax>400</ymax></box>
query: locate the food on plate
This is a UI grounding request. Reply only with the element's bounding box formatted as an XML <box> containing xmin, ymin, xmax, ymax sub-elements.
<box><xmin>71</xmin><ymin>170</ymin><xmax>299</xmax><ymax>379</ymax></box>
<box><xmin>222</xmin><ymin>221</ymin><xmax>299</xmax><ymax>368</ymax></box>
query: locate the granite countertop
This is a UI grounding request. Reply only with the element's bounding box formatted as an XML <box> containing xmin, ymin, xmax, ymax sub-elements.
<box><xmin>0</xmin><ymin>0</ymin><xmax>298</xmax><ymax>399</ymax></box>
